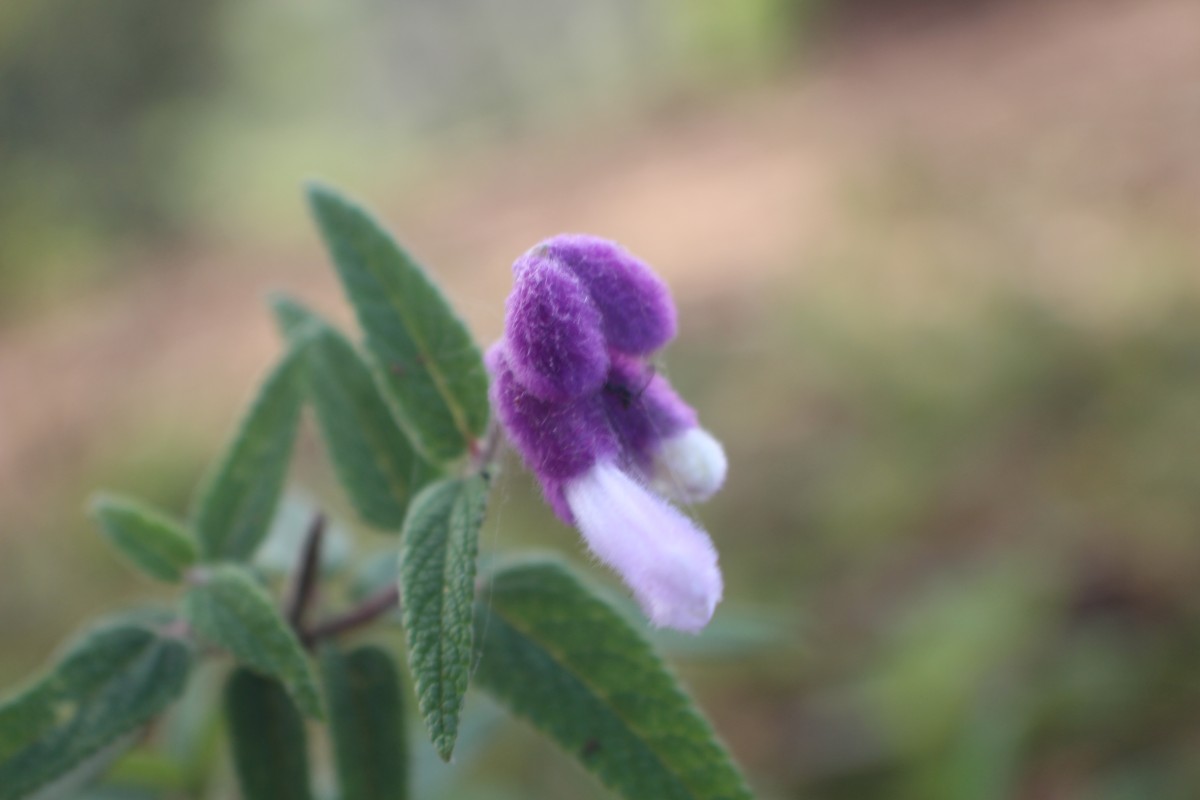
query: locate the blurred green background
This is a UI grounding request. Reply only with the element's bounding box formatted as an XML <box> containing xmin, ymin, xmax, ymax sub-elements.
<box><xmin>3</xmin><ymin>0</ymin><xmax>1200</xmax><ymax>797</ymax></box>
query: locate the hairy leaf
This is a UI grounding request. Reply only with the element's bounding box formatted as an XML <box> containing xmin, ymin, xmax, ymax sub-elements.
<box><xmin>474</xmin><ymin>560</ymin><xmax>753</xmax><ymax>800</ymax></box>
<box><xmin>225</xmin><ymin>669</ymin><xmax>313</xmax><ymax>800</ymax></box>
<box><xmin>271</xmin><ymin>295</ymin><xmax>437</xmax><ymax>529</ymax></box>
<box><xmin>0</xmin><ymin>616</ymin><xmax>191</xmax><ymax>800</ymax></box>
<box><xmin>183</xmin><ymin>565</ymin><xmax>321</xmax><ymax>718</ymax></box>
<box><xmin>320</xmin><ymin>645</ymin><xmax>408</xmax><ymax>800</ymax></box>
<box><xmin>193</xmin><ymin>351</ymin><xmax>304</xmax><ymax>561</ymax></box>
<box><xmin>307</xmin><ymin>185</ymin><xmax>489</xmax><ymax>462</ymax></box>
<box><xmin>89</xmin><ymin>493</ymin><xmax>197</xmax><ymax>583</ymax></box>
<box><xmin>400</xmin><ymin>475</ymin><xmax>488</xmax><ymax>760</ymax></box>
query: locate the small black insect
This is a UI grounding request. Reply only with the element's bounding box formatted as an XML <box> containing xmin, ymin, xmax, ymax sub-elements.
<box><xmin>603</xmin><ymin>365</ymin><xmax>656</xmax><ymax>409</ymax></box>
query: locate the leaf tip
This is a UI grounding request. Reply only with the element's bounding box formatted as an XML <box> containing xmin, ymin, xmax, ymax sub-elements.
<box><xmin>86</xmin><ymin>491</ymin><xmax>115</xmax><ymax>516</ymax></box>
<box><xmin>268</xmin><ymin>292</ymin><xmax>316</xmax><ymax>339</ymax></box>
<box><xmin>301</xmin><ymin>694</ymin><xmax>326</xmax><ymax>722</ymax></box>
<box><xmin>304</xmin><ymin>180</ymin><xmax>347</xmax><ymax>221</ymax></box>
<box><xmin>265</xmin><ymin>290</ymin><xmax>299</xmax><ymax>315</ymax></box>
<box><xmin>434</xmin><ymin>734</ymin><xmax>457</xmax><ymax>763</ymax></box>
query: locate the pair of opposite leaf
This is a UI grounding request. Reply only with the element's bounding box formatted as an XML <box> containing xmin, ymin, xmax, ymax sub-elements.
<box><xmin>490</xmin><ymin>235</ymin><xmax>727</xmax><ymax>632</ymax></box>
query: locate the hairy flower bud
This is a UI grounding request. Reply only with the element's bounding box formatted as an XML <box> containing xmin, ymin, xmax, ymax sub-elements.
<box><xmin>505</xmin><ymin>252</ymin><xmax>609</xmax><ymax>401</ymax></box>
<box><xmin>539</xmin><ymin>235</ymin><xmax>677</xmax><ymax>356</ymax></box>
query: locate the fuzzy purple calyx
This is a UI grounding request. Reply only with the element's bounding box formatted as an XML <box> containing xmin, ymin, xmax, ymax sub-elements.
<box><xmin>488</xmin><ymin>345</ymin><xmax>617</xmax><ymax>521</ymax></box>
<box><xmin>538</xmin><ymin>234</ymin><xmax>677</xmax><ymax>356</ymax></box>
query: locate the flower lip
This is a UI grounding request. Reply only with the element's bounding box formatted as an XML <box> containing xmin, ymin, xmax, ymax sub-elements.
<box><xmin>564</xmin><ymin>462</ymin><xmax>722</xmax><ymax>633</ymax></box>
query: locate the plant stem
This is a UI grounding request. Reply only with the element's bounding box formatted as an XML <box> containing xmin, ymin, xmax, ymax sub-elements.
<box><xmin>470</xmin><ymin>418</ymin><xmax>502</xmax><ymax>477</ymax></box>
<box><xmin>286</xmin><ymin>513</ymin><xmax>326</xmax><ymax>629</ymax></box>
<box><xmin>302</xmin><ymin>585</ymin><xmax>399</xmax><ymax>648</ymax></box>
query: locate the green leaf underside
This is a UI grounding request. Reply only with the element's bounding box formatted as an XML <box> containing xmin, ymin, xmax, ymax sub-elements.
<box><xmin>400</xmin><ymin>475</ymin><xmax>489</xmax><ymax>760</ymax></box>
<box><xmin>183</xmin><ymin>565</ymin><xmax>322</xmax><ymax>719</ymax></box>
<box><xmin>474</xmin><ymin>561</ymin><xmax>754</xmax><ymax>800</ymax></box>
<box><xmin>271</xmin><ymin>295</ymin><xmax>437</xmax><ymax>529</ymax></box>
<box><xmin>90</xmin><ymin>493</ymin><xmax>198</xmax><ymax>583</ymax></box>
<box><xmin>320</xmin><ymin>645</ymin><xmax>408</xmax><ymax>800</ymax></box>
<box><xmin>193</xmin><ymin>351</ymin><xmax>304</xmax><ymax>561</ymax></box>
<box><xmin>0</xmin><ymin>618</ymin><xmax>191</xmax><ymax>800</ymax></box>
<box><xmin>225</xmin><ymin>669</ymin><xmax>314</xmax><ymax>800</ymax></box>
<box><xmin>306</xmin><ymin>185</ymin><xmax>489</xmax><ymax>462</ymax></box>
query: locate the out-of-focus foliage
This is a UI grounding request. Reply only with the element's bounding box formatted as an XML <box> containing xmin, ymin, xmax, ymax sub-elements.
<box><xmin>0</xmin><ymin>0</ymin><xmax>226</xmax><ymax>310</ymax></box>
<box><xmin>685</xmin><ymin>288</ymin><xmax>1200</xmax><ymax>797</ymax></box>
<box><xmin>0</xmin><ymin>0</ymin><xmax>809</xmax><ymax>319</ymax></box>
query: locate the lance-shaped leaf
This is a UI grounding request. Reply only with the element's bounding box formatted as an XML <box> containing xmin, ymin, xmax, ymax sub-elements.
<box><xmin>474</xmin><ymin>560</ymin><xmax>754</xmax><ymax>800</ymax></box>
<box><xmin>320</xmin><ymin>645</ymin><xmax>408</xmax><ymax>800</ymax></box>
<box><xmin>306</xmin><ymin>185</ymin><xmax>489</xmax><ymax>462</ymax></box>
<box><xmin>0</xmin><ymin>616</ymin><xmax>191</xmax><ymax>800</ymax></box>
<box><xmin>89</xmin><ymin>493</ymin><xmax>197</xmax><ymax>583</ymax></box>
<box><xmin>225</xmin><ymin>669</ymin><xmax>313</xmax><ymax>800</ymax></box>
<box><xmin>183</xmin><ymin>565</ymin><xmax>321</xmax><ymax>718</ymax></box>
<box><xmin>400</xmin><ymin>475</ymin><xmax>489</xmax><ymax>760</ymax></box>
<box><xmin>271</xmin><ymin>295</ymin><xmax>437</xmax><ymax>529</ymax></box>
<box><xmin>192</xmin><ymin>351</ymin><xmax>304</xmax><ymax>561</ymax></box>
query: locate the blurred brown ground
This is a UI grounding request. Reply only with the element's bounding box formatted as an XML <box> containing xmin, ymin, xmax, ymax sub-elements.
<box><xmin>2</xmin><ymin>0</ymin><xmax>1196</xmax><ymax>532</ymax></box>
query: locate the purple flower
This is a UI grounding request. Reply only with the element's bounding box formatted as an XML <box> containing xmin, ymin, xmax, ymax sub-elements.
<box><xmin>489</xmin><ymin>235</ymin><xmax>727</xmax><ymax>632</ymax></box>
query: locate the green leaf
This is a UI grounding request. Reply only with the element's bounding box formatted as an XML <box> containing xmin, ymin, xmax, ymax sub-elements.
<box><xmin>0</xmin><ymin>616</ymin><xmax>191</xmax><ymax>800</ymax></box>
<box><xmin>320</xmin><ymin>645</ymin><xmax>408</xmax><ymax>800</ymax></box>
<box><xmin>474</xmin><ymin>560</ymin><xmax>754</xmax><ymax>800</ymax></box>
<box><xmin>271</xmin><ymin>295</ymin><xmax>438</xmax><ymax>529</ymax></box>
<box><xmin>400</xmin><ymin>475</ymin><xmax>489</xmax><ymax>760</ymax></box>
<box><xmin>16</xmin><ymin>734</ymin><xmax>138</xmax><ymax>800</ymax></box>
<box><xmin>0</xmin><ymin>683</ymin><xmax>56</xmax><ymax>765</ymax></box>
<box><xmin>89</xmin><ymin>493</ymin><xmax>198</xmax><ymax>583</ymax></box>
<box><xmin>224</xmin><ymin>669</ymin><xmax>313</xmax><ymax>800</ymax></box>
<box><xmin>183</xmin><ymin>565</ymin><xmax>322</xmax><ymax>718</ymax></box>
<box><xmin>192</xmin><ymin>351</ymin><xmax>304</xmax><ymax>561</ymax></box>
<box><xmin>306</xmin><ymin>185</ymin><xmax>489</xmax><ymax>462</ymax></box>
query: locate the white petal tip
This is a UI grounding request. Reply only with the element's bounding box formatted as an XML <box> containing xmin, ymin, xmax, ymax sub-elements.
<box><xmin>648</xmin><ymin>428</ymin><xmax>728</xmax><ymax>505</ymax></box>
